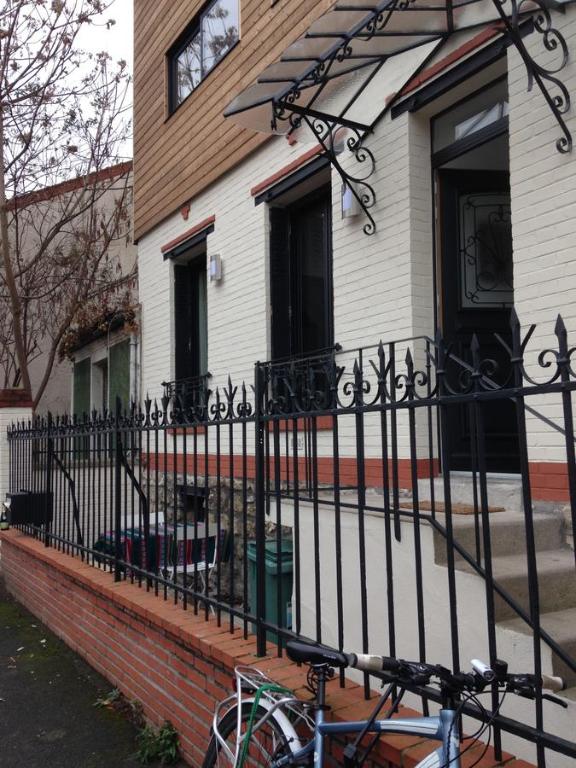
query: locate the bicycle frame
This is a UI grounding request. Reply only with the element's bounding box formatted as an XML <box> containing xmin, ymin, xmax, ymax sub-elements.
<box><xmin>272</xmin><ymin>706</ymin><xmax>461</xmax><ymax>768</ymax></box>
<box><xmin>213</xmin><ymin>666</ymin><xmax>461</xmax><ymax>768</ymax></box>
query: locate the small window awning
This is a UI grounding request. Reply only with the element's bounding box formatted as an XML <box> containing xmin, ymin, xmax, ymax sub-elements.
<box><xmin>225</xmin><ymin>0</ymin><xmax>574</xmax><ymax>234</ymax></box>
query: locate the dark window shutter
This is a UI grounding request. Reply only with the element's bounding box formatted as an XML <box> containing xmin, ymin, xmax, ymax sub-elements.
<box><xmin>73</xmin><ymin>358</ymin><xmax>91</xmax><ymax>416</ymax></box>
<box><xmin>109</xmin><ymin>340</ymin><xmax>130</xmax><ymax>411</ymax></box>
<box><xmin>269</xmin><ymin>207</ymin><xmax>291</xmax><ymax>360</ymax></box>
<box><xmin>292</xmin><ymin>194</ymin><xmax>332</xmax><ymax>354</ymax></box>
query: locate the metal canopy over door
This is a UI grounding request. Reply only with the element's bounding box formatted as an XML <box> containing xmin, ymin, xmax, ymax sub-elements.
<box><xmin>224</xmin><ymin>0</ymin><xmax>575</xmax><ymax>236</ymax></box>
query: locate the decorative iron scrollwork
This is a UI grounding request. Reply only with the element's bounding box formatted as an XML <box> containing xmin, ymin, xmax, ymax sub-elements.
<box><xmin>272</xmin><ymin>102</ymin><xmax>377</xmax><ymax>235</ymax></box>
<box><xmin>267</xmin><ymin>0</ymin><xmax>573</xmax><ymax>239</ymax></box>
<box><xmin>491</xmin><ymin>0</ymin><xmax>572</xmax><ymax>153</ymax></box>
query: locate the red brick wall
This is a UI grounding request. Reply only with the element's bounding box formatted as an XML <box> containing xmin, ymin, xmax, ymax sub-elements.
<box><xmin>0</xmin><ymin>531</ymin><xmax>532</xmax><ymax>768</ymax></box>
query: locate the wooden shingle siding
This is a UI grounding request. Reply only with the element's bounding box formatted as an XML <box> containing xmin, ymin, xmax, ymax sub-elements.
<box><xmin>134</xmin><ymin>0</ymin><xmax>334</xmax><ymax>241</ymax></box>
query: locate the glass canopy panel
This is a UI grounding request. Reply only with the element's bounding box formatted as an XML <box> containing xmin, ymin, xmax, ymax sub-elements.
<box><xmin>225</xmin><ymin>101</ymin><xmax>280</xmax><ymax>133</ymax></box>
<box><xmin>280</xmin><ymin>36</ymin><xmax>337</xmax><ymax>62</ymax></box>
<box><xmin>257</xmin><ymin>61</ymin><xmax>314</xmax><ymax>83</ymax></box>
<box><xmin>225</xmin><ymin>81</ymin><xmax>290</xmax><ymax>114</ymax></box>
<box><xmin>333</xmin><ymin>0</ymin><xmax>380</xmax><ymax>8</ymax></box>
<box><xmin>329</xmin><ymin>33</ymin><xmax>440</xmax><ymax>58</ymax></box>
<box><xmin>306</xmin><ymin>10</ymin><xmax>373</xmax><ymax>36</ymax></box>
<box><xmin>224</xmin><ymin>0</ymin><xmax>573</xmax><ymax>140</ymax></box>
<box><xmin>453</xmin><ymin>0</ymin><xmax>536</xmax><ymax>29</ymax></box>
<box><xmin>317</xmin><ymin>56</ymin><xmax>383</xmax><ymax>80</ymax></box>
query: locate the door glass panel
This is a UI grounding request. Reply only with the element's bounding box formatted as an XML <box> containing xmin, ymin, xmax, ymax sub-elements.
<box><xmin>459</xmin><ymin>193</ymin><xmax>513</xmax><ymax>308</ymax></box>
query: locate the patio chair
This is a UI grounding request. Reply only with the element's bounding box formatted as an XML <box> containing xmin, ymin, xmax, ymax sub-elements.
<box><xmin>171</xmin><ymin>529</ymin><xmax>229</xmax><ymax>611</ymax></box>
<box><xmin>122</xmin><ymin>510</ymin><xmax>165</xmax><ymax>531</ymax></box>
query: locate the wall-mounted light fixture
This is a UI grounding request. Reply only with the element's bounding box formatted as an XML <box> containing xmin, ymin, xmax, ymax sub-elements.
<box><xmin>341</xmin><ymin>183</ymin><xmax>362</xmax><ymax>219</ymax></box>
<box><xmin>209</xmin><ymin>253</ymin><xmax>222</xmax><ymax>282</ymax></box>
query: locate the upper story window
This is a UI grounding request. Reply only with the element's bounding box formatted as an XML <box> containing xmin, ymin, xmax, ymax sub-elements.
<box><xmin>169</xmin><ymin>0</ymin><xmax>239</xmax><ymax>111</ymax></box>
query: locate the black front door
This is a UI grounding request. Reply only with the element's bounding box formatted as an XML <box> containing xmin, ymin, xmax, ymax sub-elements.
<box><xmin>440</xmin><ymin>169</ymin><xmax>519</xmax><ymax>473</ymax></box>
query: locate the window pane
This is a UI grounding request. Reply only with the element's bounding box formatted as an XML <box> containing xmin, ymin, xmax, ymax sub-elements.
<box><xmin>176</xmin><ymin>35</ymin><xmax>201</xmax><ymax>104</ymax></box>
<box><xmin>433</xmin><ymin>80</ymin><xmax>508</xmax><ymax>153</ymax></box>
<box><xmin>202</xmin><ymin>0</ymin><xmax>239</xmax><ymax>76</ymax></box>
<box><xmin>459</xmin><ymin>193</ymin><xmax>513</xmax><ymax>309</ymax></box>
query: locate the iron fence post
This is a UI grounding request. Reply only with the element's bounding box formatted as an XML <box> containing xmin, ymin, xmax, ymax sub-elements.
<box><xmin>254</xmin><ymin>362</ymin><xmax>267</xmax><ymax>656</ymax></box>
<box><xmin>45</xmin><ymin>412</ymin><xmax>53</xmax><ymax>547</ymax></box>
<box><xmin>114</xmin><ymin>396</ymin><xmax>122</xmax><ymax>582</ymax></box>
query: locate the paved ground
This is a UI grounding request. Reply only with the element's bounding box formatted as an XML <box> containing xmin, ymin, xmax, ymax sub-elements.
<box><xmin>0</xmin><ymin>580</ymin><xmax>180</xmax><ymax>768</ymax></box>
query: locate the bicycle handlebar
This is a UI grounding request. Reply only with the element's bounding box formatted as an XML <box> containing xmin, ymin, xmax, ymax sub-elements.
<box><xmin>347</xmin><ymin>653</ymin><xmax>565</xmax><ymax>696</ymax></box>
<box><xmin>286</xmin><ymin>641</ymin><xmax>565</xmax><ymax>700</ymax></box>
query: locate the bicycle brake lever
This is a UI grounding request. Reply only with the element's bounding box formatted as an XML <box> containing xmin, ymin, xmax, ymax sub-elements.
<box><xmin>542</xmin><ymin>693</ymin><xmax>568</xmax><ymax>709</ymax></box>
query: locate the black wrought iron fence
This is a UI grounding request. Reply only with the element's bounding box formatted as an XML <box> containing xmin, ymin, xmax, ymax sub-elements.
<box><xmin>7</xmin><ymin>312</ymin><xmax>576</xmax><ymax>766</ymax></box>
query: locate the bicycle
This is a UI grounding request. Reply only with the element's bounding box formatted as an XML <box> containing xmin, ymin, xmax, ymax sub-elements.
<box><xmin>202</xmin><ymin>639</ymin><xmax>567</xmax><ymax>768</ymax></box>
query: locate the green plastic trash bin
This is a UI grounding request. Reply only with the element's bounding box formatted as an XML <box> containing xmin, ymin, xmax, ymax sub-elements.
<box><xmin>247</xmin><ymin>539</ymin><xmax>293</xmax><ymax>643</ymax></box>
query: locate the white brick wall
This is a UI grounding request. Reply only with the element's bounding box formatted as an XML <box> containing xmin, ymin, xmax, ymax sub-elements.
<box><xmin>0</xmin><ymin>407</ymin><xmax>32</xmax><ymax>503</ymax></box>
<box><xmin>138</xmin><ymin>8</ymin><xmax>576</xmax><ymax>465</ymax></box>
<box><xmin>508</xmin><ymin>7</ymin><xmax>576</xmax><ymax>462</ymax></box>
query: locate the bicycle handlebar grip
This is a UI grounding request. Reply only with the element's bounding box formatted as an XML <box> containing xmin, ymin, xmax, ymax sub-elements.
<box><xmin>541</xmin><ymin>674</ymin><xmax>565</xmax><ymax>692</ymax></box>
<box><xmin>349</xmin><ymin>654</ymin><xmax>401</xmax><ymax>673</ymax></box>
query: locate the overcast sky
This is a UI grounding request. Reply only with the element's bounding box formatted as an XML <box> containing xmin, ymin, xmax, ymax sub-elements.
<box><xmin>78</xmin><ymin>0</ymin><xmax>134</xmax><ymax>70</ymax></box>
<box><xmin>76</xmin><ymin>0</ymin><xmax>134</xmax><ymax>158</ymax></box>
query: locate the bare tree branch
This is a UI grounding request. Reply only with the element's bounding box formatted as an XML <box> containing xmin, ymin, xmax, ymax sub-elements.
<box><xmin>0</xmin><ymin>1</ymin><xmax>133</xmax><ymax>410</ymax></box>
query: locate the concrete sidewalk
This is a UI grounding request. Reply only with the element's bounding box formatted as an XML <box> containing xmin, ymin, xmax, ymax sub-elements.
<box><xmin>0</xmin><ymin>580</ymin><xmax>176</xmax><ymax>768</ymax></box>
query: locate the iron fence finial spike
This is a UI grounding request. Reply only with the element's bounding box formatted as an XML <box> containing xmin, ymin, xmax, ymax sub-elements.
<box><xmin>555</xmin><ymin>313</ymin><xmax>567</xmax><ymax>338</ymax></box>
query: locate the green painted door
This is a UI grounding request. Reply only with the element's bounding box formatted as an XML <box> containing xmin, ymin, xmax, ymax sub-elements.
<box><xmin>73</xmin><ymin>358</ymin><xmax>91</xmax><ymax>416</ymax></box>
<box><xmin>109</xmin><ymin>340</ymin><xmax>131</xmax><ymax>412</ymax></box>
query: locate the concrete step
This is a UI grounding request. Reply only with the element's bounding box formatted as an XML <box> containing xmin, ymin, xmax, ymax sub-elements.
<box><xmin>487</xmin><ymin>549</ymin><xmax>576</xmax><ymax>620</ymax></box>
<box><xmin>433</xmin><ymin>509</ymin><xmax>565</xmax><ymax>564</ymax></box>
<box><xmin>498</xmin><ymin>607</ymin><xmax>576</xmax><ymax>687</ymax></box>
<box><xmin>419</xmin><ymin>474</ymin><xmax>524</xmax><ymax>512</ymax></box>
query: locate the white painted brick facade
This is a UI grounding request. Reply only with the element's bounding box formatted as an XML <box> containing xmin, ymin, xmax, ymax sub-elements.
<box><xmin>0</xmin><ymin>407</ymin><xmax>32</xmax><ymax>503</ymax></box>
<box><xmin>138</xmin><ymin>8</ymin><xmax>576</xmax><ymax>465</ymax></box>
<box><xmin>508</xmin><ymin>9</ymin><xmax>576</xmax><ymax>462</ymax></box>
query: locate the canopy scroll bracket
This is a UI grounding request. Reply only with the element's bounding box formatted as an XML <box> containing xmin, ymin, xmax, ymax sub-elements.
<box><xmin>304</xmin><ymin>115</ymin><xmax>377</xmax><ymax>236</ymax></box>
<box><xmin>272</xmin><ymin>99</ymin><xmax>377</xmax><ymax>235</ymax></box>
<box><xmin>491</xmin><ymin>0</ymin><xmax>572</xmax><ymax>153</ymax></box>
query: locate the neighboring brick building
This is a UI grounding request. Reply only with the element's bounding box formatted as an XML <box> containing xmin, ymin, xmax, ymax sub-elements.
<box><xmin>5</xmin><ymin>163</ymin><xmax>139</xmax><ymax>415</ymax></box>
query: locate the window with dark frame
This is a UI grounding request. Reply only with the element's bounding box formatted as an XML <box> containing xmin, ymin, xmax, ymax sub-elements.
<box><xmin>174</xmin><ymin>254</ymin><xmax>208</xmax><ymax>383</ymax></box>
<box><xmin>169</xmin><ymin>0</ymin><xmax>239</xmax><ymax>111</ymax></box>
<box><xmin>269</xmin><ymin>185</ymin><xmax>333</xmax><ymax>361</ymax></box>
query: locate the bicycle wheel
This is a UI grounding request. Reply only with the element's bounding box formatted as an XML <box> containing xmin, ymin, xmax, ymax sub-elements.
<box><xmin>202</xmin><ymin>702</ymin><xmax>293</xmax><ymax>768</ymax></box>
